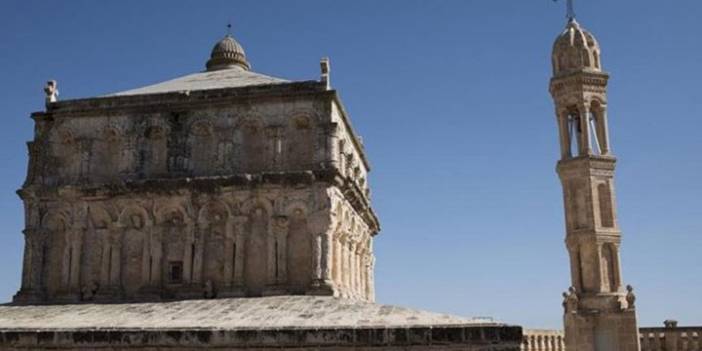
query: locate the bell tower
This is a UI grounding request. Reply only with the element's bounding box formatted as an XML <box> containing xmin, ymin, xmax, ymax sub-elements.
<box><xmin>549</xmin><ymin>18</ymin><xmax>641</xmax><ymax>351</ymax></box>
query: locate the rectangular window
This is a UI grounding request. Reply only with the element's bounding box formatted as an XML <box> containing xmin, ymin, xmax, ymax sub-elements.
<box><xmin>168</xmin><ymin>261</ymin><xmax>183</xmax><ymax>284</ymax></box>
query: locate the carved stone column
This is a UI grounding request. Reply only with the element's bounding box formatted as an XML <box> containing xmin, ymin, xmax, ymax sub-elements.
<box><xmin>355</xmin><ymin>244</ymin><xmax>363</xmax><ymax>298</ymax></box>
<box><xmin>21</xmin><ymin>229</ymin><xmax>35</xmax><ymax>291</ymax></box>
<box><xmin>307</xmin><ymin>211</ymin><xmax>335</xmax><ymax>295</ymax></box>
<box><xmin>20</xmin><ymin>229</ymin><xmax>45</xmax><ymax>298</ymax></box>
<box><xmin>223</xmin><ymin>218</ymin><xmax>235</xmax><ymax>288</ymax></box>
<box><xmin>599</xmin><ymin>106</ymin><xmax>611</xmax><ymax>155</ymax></box>
<box><xmin>58</xmin><ymin>225</ymin><xmax>83</xmax><ymax>302</ymax></box>
<box><xmin>13</xmin><ymin>228</ymin><xmax>46</xmax><ymax>303</ymax></box>
<box><xmin>349</xmin><ymin>241</ymin><xmax>357</xmax><ymax>297</ymax></box>
<box><xmin>266</xmin><ymin>214</ymin><xmax>277</xmax><ymax>285</ymax></box>
<box><xmin>322</xmin><ymin>122</ymin><xmax>339</xmax><ymax>169</ymax></box>
<box><xmin>68</xmin><ymin>229</ymin><xmax>83</xmax><ymax>292</ymax></box>
<box><xmin>110</xmin><ymin>231</ymin><xmax>121</xmax><ymax>289</ymax></box>
<box><xmin>364</xmin><ymin>243</ymin><xmax>372</xmax><ymax>300</ymax></box>
<box><xmin>148</xmin><ymin>225</ymin><xmax>162</xmax><ymax>287</ymax></box>
<box><xmin>233</xmin><ymin>216</ymin><xmax>247</xmax><ymax>287</ymax></box>
<box><xmin>338</xmin><ymin>236</ymin><xmax>347</xmax><ymax>291</ymax></box>
<box><xmin>222</xmin><ymin>215</ymin><xmax>246</xmax><ymax>297</ymax></box>
<box><xmin>557</xmin><ymin>109</ymin><xmax>571</xmax><ymax>159</ymax></box>
<box><xmin>274</xmin><ymin>215</ymin><xmax>289</xmax><ymax>285</ymax></box>
<box><xmin>343</xmin><ymin>240</ymin><xmax>351</xmax><ymax>293</ymax></box>
<box><xmin>182</xmin><ymin>224</ymin><xmax>194</xmax><ymax>285</ymax></box>
<box><xmin>579</xmin><ymin>104</ymin><xmax>592</xmax><ymax>156</ymax></box>
<box><xmin>191</xmin><ymin>222</ymin><xmax>203</xmax><ymax>285</ymax></box>
<box><xmin>368</xmin><ymin>255</ymin><xmax>376</xmax><ymax>302</ymax></box>
<box><xmin>265</xmin><ymin>215</ymin><xmax>289</xmax><ymax>295</ymax></box>
<box><xmin>333</xmin><ymin>235</ymin><xmax>342</xmax><ymax>284</ymax></box>
<box><xmin>98</xmin><ymin>228</ymin><xmax>112</xmax><ymax>287</ymax></box>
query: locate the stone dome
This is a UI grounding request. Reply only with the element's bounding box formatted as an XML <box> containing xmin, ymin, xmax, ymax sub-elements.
<box><xmin>552</xmin><ymin>19</ymin><xmax>602</xmax><ymax>76</ymax></box>
<box><xmin>206</xmin><ymin>35</ymin><xmax>251</xmax><ymax>71</ymax></box>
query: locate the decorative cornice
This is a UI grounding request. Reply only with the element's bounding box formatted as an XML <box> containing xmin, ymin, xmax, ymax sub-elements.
<box><xmin>19</xmin><ymin>169</ymin><xmax>380</xmax><ymax>235</ymax></box>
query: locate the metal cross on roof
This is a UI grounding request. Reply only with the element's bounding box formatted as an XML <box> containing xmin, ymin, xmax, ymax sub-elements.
<box><xmin>553</xmin><ymin>0</ymin><xmax>576</xmax><ymax>21</ymax></box>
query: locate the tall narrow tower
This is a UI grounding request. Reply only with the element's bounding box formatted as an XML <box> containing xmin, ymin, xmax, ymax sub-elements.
<box><xmin>549</xmin><ymin>18</ymin><xmax>640</xmax><ymax>351</ymax></box>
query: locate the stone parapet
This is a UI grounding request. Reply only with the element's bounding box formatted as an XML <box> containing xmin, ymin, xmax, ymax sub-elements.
<box><xmin>522</xmin><ymin>323</ymin><xmax>702</xmax><ymax>351</ymax></box>
<box><xmin>0</xmin><ymin>325</ymin><xmax>522</xmax><ymax>351</ymax></box>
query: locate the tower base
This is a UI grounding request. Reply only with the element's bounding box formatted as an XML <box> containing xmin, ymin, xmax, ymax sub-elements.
<box><xmin>565</xmin><ymin>306</ymin><xmax>640</xmax><ymax>351</ymax></box>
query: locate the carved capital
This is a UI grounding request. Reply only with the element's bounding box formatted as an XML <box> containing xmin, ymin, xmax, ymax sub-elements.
<box><xmin>272</xmin><ymin>215</ymin><xmax>289</xmax><ymax>234</ymax></box>
<box><xmin>322</xmin><ymin>122</ymin><xmax>339</xmax><ymax>136</ymax></box>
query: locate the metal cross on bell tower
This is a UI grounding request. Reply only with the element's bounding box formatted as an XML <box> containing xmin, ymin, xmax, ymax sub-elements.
<box><xmin>553</xmin><ymin>0</ymin><xmax>576</xmax><ymax>21</ymax></box>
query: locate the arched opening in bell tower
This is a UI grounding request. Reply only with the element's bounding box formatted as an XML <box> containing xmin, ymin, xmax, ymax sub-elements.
<box><xmin>566</xmin><ymin>107</ymin><xmax>582</xmax><ymax>157</ymax></box>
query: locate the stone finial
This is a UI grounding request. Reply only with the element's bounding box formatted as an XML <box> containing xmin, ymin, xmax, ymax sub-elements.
<box><xmin>320</xmin><ymin>57</ymin><xmax>331</xmax><ymax>90</ymax></box>
<box><xmin>44</xmin><ymin>80</ymin><xmax>59</xmax><ymax>104</ymax></box>
<box><xmin>562</xmin><ymin>286</ymin><xmax>579</xmax><ymax>313</ymax></box>
<box><xmin>626</xmin><ymin>284</ymin><xmax>636</xmax><ymax>309</ymax></box>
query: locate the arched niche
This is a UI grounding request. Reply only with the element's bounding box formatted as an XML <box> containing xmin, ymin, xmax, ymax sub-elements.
<box><xmin>285</xmin><ymin>114</ymin><xmax>316</xmax><ymax>170</ymax></box>
<box><xmin>41</xmin><ymin>212</ymin><xmax>71</xmax><ymax>296</ymax></box>
<box><xmin>118</xmin><ymin>205</ymin><xmax>151</xmax><ymax>295</ymax></box>
<box><xmin>598</xmin><ymin>182</ymin><xmax>614</xmax><ymax>228</ymax></box>
<box><xmin>93</xmin><ymin>126</ymin><xmax>124</xmax><ymax>181</ymax></box>
<box><xmin>240</xmin><ymin>198</ymin><xmax>271</xmax><ymax>296</ymax></box>
<box><xmin>285</xmin><ymin>202</ymin><xmax>311</xmax><ymax>293</ymax></box>
<box><xmin>142</xmin><ymin>122</ymin><xmax>169</xmax><ymax>177</ymax></box>
<box><xmin>188</xmin><ymin>119</ymin><xmax>215</xmax><ymax>176</ymax></box>
<box><xmin>240</xmin><ymin>118</ymin><xmax>266</xmax><ymax>172</ymax></box>
<box><xmin>45</xmin><ymin>207</ymin><xmax>82</xmax><ymax>294</ymax></box>
<box><xmin>155</xmin><ymin>204</ymin><xmax>191</xmax><ymax>286</ymax></box>
<box><xmin>197</xmin><ymin>200</ymin><xmax>231</xmax><ymax>285</ymax></box>
<box><xmin>600</xmin><ymin>243</ymin><xmax>618</xmax><ymax>292</ymax></box>
<box><xmin>85</xmin><ymin>204</ymin><xmax>114</xmax><ymax>290</ymax></box>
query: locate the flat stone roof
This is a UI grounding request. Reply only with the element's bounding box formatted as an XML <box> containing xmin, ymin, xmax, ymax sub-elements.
<box><xmin>108</xmin><ymin>68</ymin><xmax>289</xmax><ymax>97</ymax></box>
<box><xmin>0</xmin><ymin>296</ymin><xmax>492</xmax><ymax>331</ymax></box>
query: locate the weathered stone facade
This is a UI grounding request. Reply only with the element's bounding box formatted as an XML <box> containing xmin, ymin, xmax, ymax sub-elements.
<box><xmin>550</xmin><ymin>18</ymin><xmax>640</xmax><ymax>351</ymax></box>
<box><xmin>13</xmin><ymin>35</ymin><xmax>379</xmax><ymax>305</ymax></box>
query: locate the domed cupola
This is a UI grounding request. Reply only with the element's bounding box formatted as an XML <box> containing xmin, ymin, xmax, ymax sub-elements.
<box><xmin>552</xmin><ymin>19</ymin><xmax>602</xmax><ymax>77</ymax></box>
<box><xmin>206</xmin><ymin>35</ymin><xmax>251</xmax><ymax>71</ymax></box>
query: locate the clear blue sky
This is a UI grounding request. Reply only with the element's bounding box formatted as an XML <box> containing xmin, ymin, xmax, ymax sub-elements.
<box><xmin>0</xmin><ymin>0</ymin><xmax>700</xmax><ymax>329</ymax></box>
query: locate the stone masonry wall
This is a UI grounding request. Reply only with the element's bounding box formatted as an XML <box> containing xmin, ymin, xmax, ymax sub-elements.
<box><xmin>15</xmin><ymin>84</ymin><xmax>379</xmax><ymax>304</ymax></box>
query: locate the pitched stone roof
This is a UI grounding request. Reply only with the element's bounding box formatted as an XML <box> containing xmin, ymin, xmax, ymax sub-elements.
<box><xmin>107</xmin><ymin>67</ymin><xmax>289</xmax><ymax>97</ymax></box>
<box><xmin>0</xmin><ymin>296</ymin><xmax>492</xmax><ymax>331</ymax></box>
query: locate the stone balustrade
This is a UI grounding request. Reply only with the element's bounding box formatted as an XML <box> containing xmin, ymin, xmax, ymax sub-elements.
<box><xmin>640</xmin><ymin>321</ymin><xmax>701</xmax><ymax>351</ymax></box>
<box><xmin>521</xmin><ymin>330</ymin><xmax>565</xmax><ymax>351</ymax></box>
<box><xmin>522</xmin><ymin>322</ymin><xmax>702</xmax><ymax>351</ymax></box>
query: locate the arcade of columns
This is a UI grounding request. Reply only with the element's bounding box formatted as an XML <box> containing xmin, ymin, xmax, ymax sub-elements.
<box><xmin>18</xmin><ymin>189</ymin><xmax>375</xmax><ymax>303</ymax></box>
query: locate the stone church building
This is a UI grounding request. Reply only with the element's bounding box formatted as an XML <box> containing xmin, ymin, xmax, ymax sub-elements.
<box><xmin>0</xmin><ymin>31</ymin><xmax>521</xmax><ymax>350</ymax></box>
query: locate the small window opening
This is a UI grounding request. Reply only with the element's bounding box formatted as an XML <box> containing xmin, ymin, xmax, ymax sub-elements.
<box><xmin>168</xmin><ymin>261</ymin><xmax>183</xmax><ymax>284</ymax></box>
<box><xmin>589</xmin><ymin>112</ymin><xmax>601</xmax><ymax>155</ymax></box>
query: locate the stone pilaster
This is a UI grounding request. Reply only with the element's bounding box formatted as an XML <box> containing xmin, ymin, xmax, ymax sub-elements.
<box><xmin>307</xmin><ymin>211</ymin><xmax>335</xmax><ymax>296</ymax></box>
